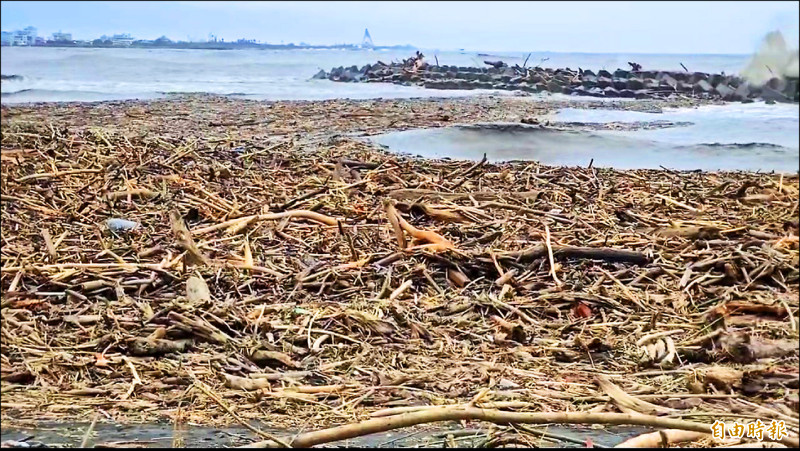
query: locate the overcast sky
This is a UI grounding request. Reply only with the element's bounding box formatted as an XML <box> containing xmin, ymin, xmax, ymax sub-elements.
<box><xmin>1</xmin><ymin>1</ymin><xmax>798</xmax><ymax>54</ymax></box>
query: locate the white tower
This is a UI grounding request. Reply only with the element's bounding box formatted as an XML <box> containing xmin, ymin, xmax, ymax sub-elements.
<box><xmin>362</xmin><ymin>28</ymin><xmax>374</xmax><ymax>49</ymax></box>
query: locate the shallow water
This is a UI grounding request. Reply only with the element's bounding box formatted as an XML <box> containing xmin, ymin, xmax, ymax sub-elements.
<box><xmin>371</xmin><ymin>102</ymin><xmax>799</xmax><ymax>172</ymax></box>
<box><xmin>0</xmin><ymin>422</ymin><xmax>647</xmax><ymax>448</ymax></box>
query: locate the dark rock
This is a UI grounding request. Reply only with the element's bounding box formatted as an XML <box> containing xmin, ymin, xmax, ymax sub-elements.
<box><xmin>709</xmin><ymin>73</ymin><xmax>725</xmax><ymax>86</ymax></box>
<box><xmin>695</xmin><ymin>79</ymin><xmax>714</xmax><ymax>92</ymax></box>
<box><xmin>672</xmin><ymin>71</ymin><xmax>691</xmax><ymax>82</ymax></box>
<box><xmin>311</xmin><ymin>69</ymin><xmax>327</xmax><ymax>80</ymax></box>
<box><xmin>587</xmin><ymin>87</ymin><xmax>605</xmax><ymax>96</ymax></box>
<box><xmin>618</xmin><ymin>89</ymin><xmax>636</xmax><ymax>98</ymax></box>
<box><xmin>690</xmin><ymin>72</ymin><xmax>709</xmax><ymax>84</ymax></box>
<box><xmin>639</xmin><ymin>71</ymin><xmax>656</xmax><ymax>79</ymax></box>
<box><xmin>633</xmin><ymin>89</ymin><xmax>652</xmax><ymax>99</ymax></box>
<box><xmin>582</xmin><ymin>79</ymin><xmax>597</xmax><ymax>89</ymax></box>
<box><xmin>336</xmin><ymin>70</ymin><xmax>353</xmax><ymax>82</ymax></box>
<box><xmin>509</xmin><ymin>76</ymin><xmax>523</xmax><ymax>84</ymax></box>
<box><xmin>766</xmin><ymin>77</ymin><xmax>786</xmax><ymax>91</ymax></box>
<box><xmin>582</xmin><ymin>69</ymin><xmax>595</xmax><ymax>77</ymax></box>
<box><xmin>644</xmin><ymin>78</ymin><xmax>660</xmax><ymax>89</ymax></box>
<box><xmin>478</xmin><ymin>74</ymin><xmax>494</xmax><ymax>82</ymax></box>
<box><xmin>0</xmin><ymin>74</ymin><xmax>23</xmax><ymax>81</ymax></box>
<box><xmin>598</xmin><ymin>69</ymin><xmax>613</xmax><ymax>78</ymax></box>
<box><xmin>785</xmin><ymin>78</ymin><xmax>798</xmax><ymax>101</ymax></box>
<box><xmin>561</xmin><ymin>86</ymin><xmax>574</xmax><ymax>95</ymax></box>
<box><xmin>660</xmin><ymin>74</ymin><xmax>678</xmax><ymax>89</ymax></box>
<box><xmin>613</xmin><ymin>69</ymin><xmax>629</xmax><ymax>78</ymax></box>
<box><xmin>714</xmin><ymin>84</ymin><xmax>735</xmax><ymax>99</ymax></box>
<box><xmin>734</xmin><ymin>83</ymin><xmax>751</xmax><ymax>100</ymax></box>
<box><xmin>626</xmin><ymin>78</ymin><xmax>645</xmax><ymax>90</ymax></box>
<box><xmin>554</xmin><ymin>74</ymin><xmax>571</xmax><ymax>83</ymax></box>
<box><xmin>612</xmin><ymin>78</ymin><xmax>627</xmax><ymax>90</ymax></box>
<box><xmin>445</xmin><ymin>71</ymin><xmax>457</xmax><ymax>78</ymax></box>
<box><xmin>597</xmin><ymin>77</ymin><xmax>613</xmax><ymax>88</ymax></box>
<box><xmin>677</xmin><ymin>81</ymin><xmax>695</xmax><ymax>92</ymax></box>
<box><xmin>760</xmin><ymin>86</ymin><xmax>790</xmax><ymax>103</ymax></box>
<box><xmin>546</xmin><ymin>80</ymin><xmax>563</xmax><ymax>92</ymax></box>
<box><xmin>531</xmin><ymin>83</ymin><xmax>546</xmax><ymax>92</ymax></box>
<box><xmin>603</xmin><ymin>86</ymin><xmax>619</xmax><ymax>97</ymax></box>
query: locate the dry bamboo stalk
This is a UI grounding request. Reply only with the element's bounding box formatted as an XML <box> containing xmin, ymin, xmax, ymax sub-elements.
<box><xmin>654</xmin><ymin>194</ymin><xmax>701</xmax><ymax>213</ymax></box>
<box><xmin>544</xmin><ymin>222</ymin><xmax>562</xmax><ymax>286</ymax></box>
<box><xmin>16</xmin><ymin>168</ymin><xmax>102</xmax><ymax>183</ymax></box>
<box><xmin>383</xmin><ymin>199</ymin><xmax>407</xmax><ymax>249</ymax></box>
<box><xmin>615</xmin><ymin>430</ymin><xmax>713</xmax><ymax>448</ymax></box>
<box><xmin>41</xmin><ymin>228</ymin><xmax>57</xmax><ymax>261</ymax></box>
<box><xmin>192</xmin><ymin>210</ymin><xmax>339</xmax><ymax>235</ymax></box>
<box><xmin>241</xmin><ymin>406</ymin><xmax>800</xmax><ymax>448</ymax></box>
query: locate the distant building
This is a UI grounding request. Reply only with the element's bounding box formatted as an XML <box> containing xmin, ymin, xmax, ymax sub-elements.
<box><xmin>8</xmin><ymin>26</ymin><xmax>37</xmax><ymax>46</ymax></box>
<box><xmin>1</xmin><ymin>31</ymin><xmax>12</xmax><ymax>46</ymax></box>
<box><xmin>51</xmin><ymin>31</ymin><xmax>73</xmax><ymax>42</ymax></box>
<box><xmin>154</xmin><ymin>35</ymin><xmax>173</xmax><ymax>45</ymax></box>
<box><xmin>34</xmin><ymin>36</ymin><xmax>45</xmax><ymax>46</ymax></box>
<box><xmin>12</xmin><ymin>34</ymin><xmax>27</xmax><ymax>46</ymax></box>
<box><xmin>111</xmin><ymin>33</ymin><xmax>134</xmax><ymax>46</ymax></box>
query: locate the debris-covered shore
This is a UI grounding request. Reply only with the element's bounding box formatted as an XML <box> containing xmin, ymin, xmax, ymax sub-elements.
<box><xmin>1</xmin><ymin>94</ymin><xmax>798</xmax><ymax>448</ymax></box>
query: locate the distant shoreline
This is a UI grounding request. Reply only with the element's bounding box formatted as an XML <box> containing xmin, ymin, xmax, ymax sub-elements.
<box><xmin>1</xmin><ymin>42</ymin><xmax>416</xmax><ymax>51</ymax></box>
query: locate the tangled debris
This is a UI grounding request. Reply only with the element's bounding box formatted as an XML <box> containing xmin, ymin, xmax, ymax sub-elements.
<box><xmin>1</xmin><ymin>95</ymin><xmax>798</xmax><ymax>447</ymax></box>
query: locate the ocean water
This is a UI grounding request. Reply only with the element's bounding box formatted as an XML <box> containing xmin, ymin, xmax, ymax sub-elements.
<box><xmin>372</xmin><ymin>102</ymin><xmax>799</xmax><ymax>172</ymax></box>
<box><xmin>1</xmin><ymin>47</ymin><xmax>752</xmax><ymax>104</ymax></box>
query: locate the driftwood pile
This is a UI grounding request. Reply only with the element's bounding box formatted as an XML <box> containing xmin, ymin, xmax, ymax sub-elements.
<box><xmin>1</xmin><ymin>95</ymin><xmax>798</xmax><ymax>447</ymax></box>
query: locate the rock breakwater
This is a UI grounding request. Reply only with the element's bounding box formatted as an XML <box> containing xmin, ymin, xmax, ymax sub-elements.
<box><xmin>315</xmin><ymin>58</ymin><xmax>799</xmax><ymax>103</ymax></box>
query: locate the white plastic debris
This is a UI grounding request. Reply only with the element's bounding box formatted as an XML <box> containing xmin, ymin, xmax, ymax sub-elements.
<box><xmin>106</xmin><ymin>218</ymin><xmax>140</xmax><ymax>233</ymax></box>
